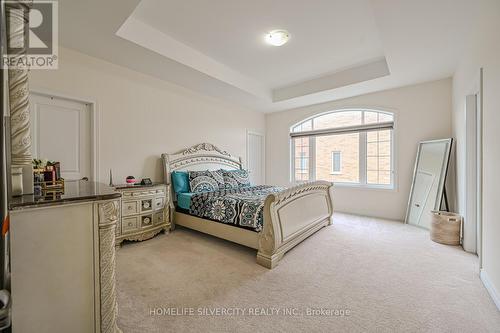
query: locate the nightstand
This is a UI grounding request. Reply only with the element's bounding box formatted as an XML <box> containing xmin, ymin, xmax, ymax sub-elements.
<box><xmin>115</xmin><ymin>183</ymin><xmax>170</xmax><ymax>246</ymax></box>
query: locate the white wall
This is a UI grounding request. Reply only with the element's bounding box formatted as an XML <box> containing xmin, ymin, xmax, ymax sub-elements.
<box><xmin>266</xmin><ymin>79</ymin><xmax>452</xmax><ymax>221</ymax></box>
<box><xmin>29</xmin><ymin>47</ymin><xmax>265</xmax><ymax>183</ymax></box>
<box><xmin>452</xmin><ymin>1</ymin><xmax>500</xmax><ymax>309</ymax></box>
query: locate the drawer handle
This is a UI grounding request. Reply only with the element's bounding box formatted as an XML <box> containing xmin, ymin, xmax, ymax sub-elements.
<box><xmin>128</xmin><ymin>205</ymin><xmax>134</xmax><ymax>210</ymax></box>
<box><xmin>143</xmin><ymin>202</ymin><xmax>150</xmax><ymax>209</ymax></box>
<box><xmin>156</xmin><ymin>202</ymin><xmax>161</xmax><ymax>206</ymax></box>
<box><xmin>143</xmin><ymin>217</ymin><xmax>151</xmax><ymax>224</ymax></box>
<box><xmin>128</xmin><ymin>222</ymin><xmax>133</xmax><ymax>227</ymax></box>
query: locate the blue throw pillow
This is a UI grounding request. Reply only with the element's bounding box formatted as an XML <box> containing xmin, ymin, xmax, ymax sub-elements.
<box><xmin>171</xmin><ymin>171</ymin><xmax>190</xmax><ymax>194</ymax></box>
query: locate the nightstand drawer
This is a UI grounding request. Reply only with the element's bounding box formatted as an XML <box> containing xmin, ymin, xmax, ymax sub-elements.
<box><xmin>153</xmin><ymin>197</ymin><xmax>165</xmax><ymax>210</ymax></box>
<box><xmin>122</xmin><ymin>201</ymin><xmax>139</xmax><ymax>216</ymax></box>
<box><xmin>122</xmin><ymin>216</ymin><xmax>139</xmax><ymax>233</ymax></box>
<box><xmin>140</xmin><ymin>199</ymin><xmax>153</xmax><ymax>213</ymax></box>
<box><xmin>141</xmin><ymin>214</ymin><xmax>153</xmax><ymax>228</ymax></box>
<box><xmin>153</xmin><ymin>211</ymin><xmax>165</xmax><ymax>225</ymax></box>
<box><xmin>121</xmin><ymin>191</ymin><xmax>134</xmax><ymax>198</ymax></box>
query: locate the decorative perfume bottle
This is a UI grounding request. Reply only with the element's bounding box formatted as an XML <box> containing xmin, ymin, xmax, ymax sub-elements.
<box><xmin>109</xmin><ymin>169</ymin><xmax>114</xmax><ymax>186</ymax></box>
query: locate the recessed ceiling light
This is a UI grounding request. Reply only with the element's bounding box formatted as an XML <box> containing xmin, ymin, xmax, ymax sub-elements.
<box><xmin>265</xmin><ymin>30</ymin><xmax>290</xmax><ymax>46</ymax></box>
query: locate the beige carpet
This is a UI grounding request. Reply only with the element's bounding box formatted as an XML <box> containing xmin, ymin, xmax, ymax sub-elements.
<box><xmin>116</xmin><ymin>213</ymin><xmax>500</xmax><ymax>332</ymax></box>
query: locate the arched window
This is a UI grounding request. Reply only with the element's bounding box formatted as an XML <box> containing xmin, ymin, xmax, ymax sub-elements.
<box><xmin>290</xmin><ymin>109</ymin><xmax>394</xmax><ymax>188</ymax></box>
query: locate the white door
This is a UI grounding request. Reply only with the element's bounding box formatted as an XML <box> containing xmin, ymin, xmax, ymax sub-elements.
<box><xmin>408</xmin><ymin>171</ymin><xmax>435</xmax><ymax>228</ymax></box>
<box><xmin>247</xmin><ymin>131</ymin><xmax>265</xmax><ymax>185</ymax></box>
<box><xmin>30</xmin><ymin>93</ymin><xmax>91</xmax><ymax>181</ymax></box>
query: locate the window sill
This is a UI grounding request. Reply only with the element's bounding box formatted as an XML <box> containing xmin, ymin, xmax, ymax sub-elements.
<box><xmin>333</xmin><ymin>182</ymin><xmax>396</xmax><ymax>191</ymax></box>
<box><xmin>292</xmin><ymin>180</ymin><xmax>396</xmax><ymax>191</ymax></box>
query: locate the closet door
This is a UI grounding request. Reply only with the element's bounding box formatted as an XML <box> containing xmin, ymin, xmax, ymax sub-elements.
<box><xmin>247</xmin><ymin>131</ymin><xmax>265</xmax><ymax>185</ymax></box>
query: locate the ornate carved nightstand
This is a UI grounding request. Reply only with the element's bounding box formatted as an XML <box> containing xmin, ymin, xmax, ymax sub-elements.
<box><xmin>115</xmin><ymin>183</ymin><xmax>170</xmax><ymax>246</ymax></box>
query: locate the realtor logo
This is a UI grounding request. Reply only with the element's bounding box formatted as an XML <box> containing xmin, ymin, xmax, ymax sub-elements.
<box><xmin>2</xmin><ymin>0</ymin><xmax>58</xmax><ymax>69</ymax></box>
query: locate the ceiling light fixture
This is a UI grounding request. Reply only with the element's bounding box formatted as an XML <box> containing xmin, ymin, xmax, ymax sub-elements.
<box><xmin>265</xmin><ymin>30</ymin><xmax>290</xmax><ymax>46</ymax></box>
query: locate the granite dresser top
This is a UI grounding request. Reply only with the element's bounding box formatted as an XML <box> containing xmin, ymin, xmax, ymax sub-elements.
<box><xmin>9</xmin><ymin>180</ymin><xmax>121</xmax><ymax>210</ymax></box>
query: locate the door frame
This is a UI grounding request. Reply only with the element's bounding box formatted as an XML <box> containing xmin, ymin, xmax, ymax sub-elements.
<box><xmin>464</xmin><ymin>68</ymin><xmax>483</xmax><ymax>264</ymax></box>
<box><xmin>246</xmin><ymin>130</ymin><xmax>265</xmax><ymax>184</ymax></box>
<box><xmin>30</xmin><ymin>88</ymin><xmax>100</xmax><ymax>182</ymax></box>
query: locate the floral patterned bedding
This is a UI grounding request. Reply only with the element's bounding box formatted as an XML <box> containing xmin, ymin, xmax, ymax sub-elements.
<box><xmin>188</xmin><ymin>185</ymin><xmax>284</xmax><ymax>232</ymax></box>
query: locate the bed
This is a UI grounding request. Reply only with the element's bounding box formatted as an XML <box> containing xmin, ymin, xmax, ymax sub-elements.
<box><xmin>161</xmin><ymin>143</ymin><xmax>334</xmax><ymax>268</ymax></box>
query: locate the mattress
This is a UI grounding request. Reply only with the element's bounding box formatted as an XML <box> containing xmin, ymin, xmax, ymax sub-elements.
<box><xmin>177</xmin><ymin>192</ymin><xmax>195</xmax><ymax>210</ymax></box>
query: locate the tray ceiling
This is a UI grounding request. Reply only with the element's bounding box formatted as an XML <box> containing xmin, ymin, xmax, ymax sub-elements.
<box><xmin>59</xmin><ymin>0</ymin><xmax>476</xmax><ymax>112</ymax></box>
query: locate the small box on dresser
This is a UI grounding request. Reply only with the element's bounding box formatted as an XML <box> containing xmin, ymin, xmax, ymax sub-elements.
<box><xmin>115</xmin><ymin>183</ymin><xmax>170</xmax><ymax>246</ymax></box>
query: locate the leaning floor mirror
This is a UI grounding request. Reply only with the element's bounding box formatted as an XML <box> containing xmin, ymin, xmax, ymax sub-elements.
<box><xmin>405</xmin><ymin>138</ymin><xmax>453</xmax><ymax>229</ymax></box>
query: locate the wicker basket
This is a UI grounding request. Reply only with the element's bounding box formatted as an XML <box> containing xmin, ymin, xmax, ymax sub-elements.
<box><xmin>430</xmin><ymin>211</ymin><xmax>462</xmax><ymax>245</ymax></box>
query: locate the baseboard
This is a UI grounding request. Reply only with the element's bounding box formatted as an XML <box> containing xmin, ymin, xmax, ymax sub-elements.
<box><xmin>480</xmin><ymin>269</ymin><xmax>500</xmax><ymax>311</ymax></box>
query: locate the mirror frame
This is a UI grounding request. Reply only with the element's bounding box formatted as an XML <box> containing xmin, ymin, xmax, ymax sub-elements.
<box><xmin>405</xmin><ymin>138</ymin><xmax>453</xmax><ymax>225</ymax></box>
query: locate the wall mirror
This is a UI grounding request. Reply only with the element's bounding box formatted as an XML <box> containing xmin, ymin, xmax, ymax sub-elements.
<box><xmin>405</xmin><ymin>138</ymin><xmax>453</xmax><ymax>229</ymax></box>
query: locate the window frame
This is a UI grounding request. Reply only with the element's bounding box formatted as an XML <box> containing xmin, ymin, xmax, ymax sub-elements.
<box><xmin>330</xmin><ymin>151</ymin><xmax>342</xmax><ymax>175</ymax></box>
<box><xmin>298</xmin><ymin>151</ymin><xmax>308</xmax><ymax>174</ymax></box>
<box><xmin>290</xmin><ymin>109</ymin><xmax>396</xmax><ymax>190</ymax></box>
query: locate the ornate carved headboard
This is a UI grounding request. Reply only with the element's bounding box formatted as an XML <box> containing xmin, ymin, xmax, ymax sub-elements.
<box><xmin>161</xmin><ymin>143</ymin><xmax>242</xmax><ymax>185</ymax></box>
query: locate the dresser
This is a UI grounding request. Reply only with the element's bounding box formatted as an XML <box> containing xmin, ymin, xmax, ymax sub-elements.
<box><xmin>115</xmin><ymin>183</ymin><xmax>170</xmax><ymax>246</ymax></box>
<box><xmin>9</xmin><ymin>181</ymin><xmax>121</xmax><ymax>333</ymax></box>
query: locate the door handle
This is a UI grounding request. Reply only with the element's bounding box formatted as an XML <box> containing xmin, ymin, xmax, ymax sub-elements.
<box><xmin>415</xmin><ymin>203</ymin><xmax>420</xmax><ymax>207</ymax></box>
<box><xmin>81</xmin><ymin>177</ymin><xmax>89</xmax><ymax>181</ymax></box>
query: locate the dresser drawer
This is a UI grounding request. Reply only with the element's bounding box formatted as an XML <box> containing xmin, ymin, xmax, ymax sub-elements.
<box><xmin>153</xmin><ymin>197</ymin><xmax>165</xmax><ymax>211</ymax></box>
<box><xmin>153</xmin><ymin>211</ymin><xmax>165</xmax><ymax>225</ymax></box>
<box><xmin>136</xmin><ymin>190</ymin><xmax>157</xmax><ymax>197</ymax></box>
<box><xmin>122</xmin><ymin>201</ymin><xmax>139</xmax><ymax>216</ymax></box>
<box><xmin>140</xmin><ymin>199</ymin><xmax>153</xmax><ymax>213</ymax></box>
<box><xmin>141</xmin><ymin>214</ymin><xmax>154</xmax><ymax>228</ymax></box>
<box><xmin>122</xmin><ymin>216</ymin><xmax>139</xmax><ymax>233</ymax></box>
<box><xmin>121</xmin><ymin>191</ymin><xmax>134</xmax><ymax>199</ymax></box>
<box><xmin>122</xmin><ymin>189</ymin><xmax>164</xmax><ymax>199</ymax></box>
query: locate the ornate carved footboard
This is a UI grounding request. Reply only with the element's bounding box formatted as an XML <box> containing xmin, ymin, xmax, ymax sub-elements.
<box><xmin>257</xmin><ymin>181</ymin><xmax>334</xmax><ymax>269</ymax></box>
